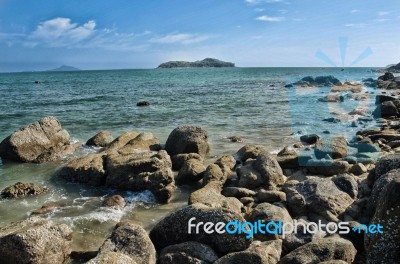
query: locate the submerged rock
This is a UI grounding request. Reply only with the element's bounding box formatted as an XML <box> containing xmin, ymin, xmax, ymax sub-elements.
<box><xmin>136</xmin><ymin>101</ymin><xmax>150</xmax><ymax>107</ymax></box>
<box><xmin>102</xmin><ymin>195</ymin><xmax>126</xmax><ymax>209</ymax></box>
<box><xmin>165</xmin><ymin>126</ymin><xmax>210</xmax><ymax>157</ymax></box>
<box><xmin>0</xmin><ymin>182</ymin><xmax>48</xmax><ymax>198</ymax></box>
<box><xmin>0</xmin><ymin>217</ymin><xmax>72</xmax><ymax>264</ymax></box>
<box><xmin>86</xmin><ymin>130</ymin><xmax>114</xmax><ymax>147</ymax></box>
<box><xmin>300</xmin><ymin>134</ymin><xmax>320</xmax><ymax>144</ymax></box>
<box><xmin>0</xmin><ymin>116</ymin><xmax>77</xmax><ymax>163</ymax></box>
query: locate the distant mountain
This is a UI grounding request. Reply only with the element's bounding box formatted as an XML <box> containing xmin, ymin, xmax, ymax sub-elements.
<box><xmin>47</xmin><ymin>65</ymin><xmax>81</xmax><ymax>72</ymax></box>
<box><xmin>157</xmin><ymin>58</ymin><xmax>235</xmax><ymax>68</ymax></box>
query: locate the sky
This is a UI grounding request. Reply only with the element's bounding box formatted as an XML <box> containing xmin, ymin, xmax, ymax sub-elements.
<box><xmin>0</xmin><ymin>0</ymin><xmax>399</xmax><ymax>71</ymax></box>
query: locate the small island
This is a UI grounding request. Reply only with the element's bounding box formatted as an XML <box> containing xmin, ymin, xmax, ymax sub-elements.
<box><xmin>47</xmin><ymin>65</ymin><xmax>81</xmax><ymax>72</ymax></box>
<box><xmin>157</xmin><ymin>58</ymin><xmax>235</xmax><ymax>68</ymax></box>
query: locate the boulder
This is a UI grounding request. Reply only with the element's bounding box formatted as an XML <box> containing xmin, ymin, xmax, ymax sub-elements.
<box><xmin>165</xmin><ymin>126</ymin><xmax>210</xmax><ymax>157</ymax></box>
<box><xmin>375</xmin><ymin>94</ymin><xmax>397</xmax><ymax>105</ymax></box>
<box><xmin>214</xmin><ymin>252</ymin><xmax>266</xmax><ymax>264</ymax></box>
<box><xmin>279</xmin><ymin>237</ymin><xmax>356</xmax><ymax>264</ymax></box>
<box><xmin>378</xmin><ymin>72</ymin><xmax>395</xmax><ymax>81</ymax></box>
<box><xmin>318</xmin><ymin>94</ymin><xmax>342</xmax><ymax>103</ymax></box>
<box><xmin>300</xmin><ymin>134</ymin><xmax>320</xmax><ymax>144</ymax></box>
<box><xmin>87</xmin><ymin>252</ymin><xmax>137</xmax><ymax>264</ymax></box>
<box><xmin>1</xmin><ymin>182</ymin><xmax>48</xmax><ymax>198</ymax></box>
<box><xmin>305</xmin><ymin>160</ymin><xmax>351</xmax><ymax>176</ymax></box>
<box><xmin>105</xmin><ymin>150</ymin><xmax>175</xmax><ymax>203</ymax></box>
<box><xmin>227</xmin><ymin>136</ymin><xmax>243</xmax><ymax>142</ymax></box>
<box><xmin>373</xmin><ymin>101</ymin><xmax>399</xmax><ymax>118</ymax></box>
<box><xmin>256</xmin><ymin>190</ymin><xmax>286</xmax><ymax>203</ymax></box>
<box><xmin>215</xmin><ymin>155</ymin><xmax>236</xmax><ymax>171</ymax></box>
<box><xmin>245</xmin><ymin>240</ymin><xmax>282</xmax><ymax>264</ymax></box>
<box><xmin>102</xmin><ymin>195</ymin><xmax>126</xmax><ymax>209</ymax></box>
<box><xmin>332</xmin><ymin>174</ymin><xmax>358</xmax><ymax>199</ymax></box>
<box><xmin>246</xmin><ymin>203</ymin><xmax>293</xmax><ymax>240</ymax></box>
<box><xmin>158</xmin><ymin>242</ymin><xmax>218</xmax><ymax>264</ymax></box>
<box><xmin>357</xmin><ymin>142</ymin><xmax>381</xmax><ymax>153</ymax></box>
<box><xmin>86</xmin><ymin>131</ymin><xmax>114</xmax><ymax>147</ymax></box>
<box><xmin>31</xmin><ymin>201</ymin><xmax>65</xmax><ymax>215</ymax></box>
<box><xmin>171</xmin><ymin>153</ymin><xmax>203</xmax><ymax>171</ymax></box>
<box><xmin>236</xmin><ymin>145</ymin><xmax>266</xmax><ymax>162</ymax></box>
<box><xmin>284</xmin><ymin>177</ymin><xmax>354</xmax><ymax>221</ymax></box>
<box><xmin>237</xmin><ymin>153</ymin><xmax>285</xmax><ymax>189</ymax></box>
<box><xmin>115</xmin><ymin>132</ymin><xmax>160</xmax><ymax>154</ymax></box>
<box><xmin>176</xmin><ymin>158</ymin><xmax>206</xmax><ymax>184</ymax></box>
<box><xmin>189</xmin><ymin>182</ymin><xmax>242</xmax><ymax>213</ymax></box>
<box><xmin>202</xmin><ymin>163</ymin><xmax>230</xmax><ymax>186</ymax></box>
<box><xmin>315</xmin><ymin>137</ymin><xmax>348</xmax><ymax>159</ymax></box>
<box><xmin>98</xmin><ymin>222</ymin><xmax>156</xmax><ymax>264</ymax></box>
<box><xmin>349</xmin><ymin>163</ymin><xmax>368</xmax><ymax>175</ymax></box>
<box><xmin>137</xmin><ymin>101</ymin><xmax>150</xmax><ymax>107</ymax></box>
<box><xmin>370</xmin><ymin>154</ymin><xmax>400</xmax><ymax>185</ymax></box>
<box><xmin>365</xmin><ymin>177</ymin><xmax>400</xmax><ymax>263</ymax></box>
<box><xmin>105</xmin><ymin>131</ymin><xmax>140</xmax><ymax>152</ymax></box>
<box><xmin>276</xmin><ymin>147</ymin><xmax>299</xmax><ymax>169</ymax></box>
<box><xmin>58</xmin><ymin>153</ymin><xmax>107</xmax><ymax>186</ymax></box>
<box><xmin>149</xmin><ymin>203</ymin><xmax>251</xmax><ymax>254</ymax></box>
<box><xmin>0</xmin><ymin>116</ymin><xmax>76</xmax><ymax>163</ymax></box>
<box><xmin>222</xmin><ymin>187</ymin><xmax>256</xmax><ymax>199</ymax></box>
<box><xmin>0</xmin><ymin>217</ymin><xmax>72</xmax><ymax>264</ymax></box>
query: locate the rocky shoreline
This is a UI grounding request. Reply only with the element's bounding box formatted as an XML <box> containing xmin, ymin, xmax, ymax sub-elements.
<box><xmin>0</xmin><ymin>71</ymin><xmax>400</xmax><ymax>263</ymax></box>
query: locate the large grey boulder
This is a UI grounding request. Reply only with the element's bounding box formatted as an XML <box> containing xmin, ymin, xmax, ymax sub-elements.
<box><xmin>98</xmin><ymin>222</ymin><xmax>156</xmax><ymax>264</ymax></box>
<box><xmin>314</xmin><ymin>137</ymin><xmax>348</xmax><ymax>159</ymax></box>
<box><xmin>279</xmin><ymin>237</ymin><xmax>356</xmax><ymax>264</ymax></box>
<box><xmin>105</xmin><ymin>150</ymin><xmax>175</xmax><ymax>203</ymax></box>
<box><xmin>58</xmin><ymin>153</ymin><xmax>107</xmax><ymax>186</ymax></box>
<box><xmin>86</xmin><ymin>131</ymin><xmax>114</xmax><ymax>147</ymax></box>
<box><xmin>369</xmin><ymin>154</ymin><xmax>400</xmax><ymax>185</ymax></box>
<box><xmin>165</xmin><ymin>126</ymin><xmax>210</xmax><ymax>157</ymax></box>
<box><xmin>283</xmin><ymin>177</ymin><xmax>354</xmax><ymax>222</ymax></box>
<box><xmin>365</xmin><ymin>177</ymin><xmax>400</xmax><ymax>263</ymax></box>
<box><xmin>158</xmin><ymin>241</ymin><xmax>218</xmax><ymax>264</ymax></box>
<box><xmin>0</xmin><ymin>217</ymin><xmax>72</xmax><ymax>264</ymax></box>
<box><xmin>0</xmin><ymin>116</ymin><xmax>77</xmax><ymax>163</ymax></box>
<box><xmin>237</xmin><ymin>153</ymin><xmax>285</xmax><ymax>189</ymax></box>
<box><xmin>149</xmin><ymin>203</ymin><xmax>251</xmax><ymax>254</ymax></box>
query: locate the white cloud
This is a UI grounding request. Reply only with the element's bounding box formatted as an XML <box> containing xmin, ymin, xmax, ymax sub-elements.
<box><xmin>150</xmin><ymin>33</ymin><xmax>209</xmax><ymax>44</ymax></box>
<box><xmin>254</xmin><ymin>8</ymin><xmax>265</xmax><ymax>12</ymax></box>
<box><xmin>30</xmin><ymin>18</ymin><xmax>96</xmax><ymax>47</ymax></box>
<box><xmin>256</xmin><ymin>15</ymin><xmax>285</xmax><ymax>22</ymax></box>
<box><xmin>350</xmin><ymin>9</ymin><xmax>359</xmax><ymax>14</ymax></box>
<box><xmin>344</xmin><ymin>23</ymin><xmax>368</xmax><ymax>28</ymax></box>
<box><xmin>378</xmin><ymin>11</ymin><xmax>389</xmax><ymax>16</ymax></box>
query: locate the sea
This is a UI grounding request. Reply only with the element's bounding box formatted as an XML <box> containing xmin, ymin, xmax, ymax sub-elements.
<box><xmin>0</xmin><ymin>67</ymin><xmax>380</xmax><ymax>251</ymax></box>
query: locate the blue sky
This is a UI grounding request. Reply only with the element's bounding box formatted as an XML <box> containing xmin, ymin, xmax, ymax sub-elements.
<box><xmin>0</xmin><ymin>0</ymin><xmax>399</xmax><ymax>71</ymax></box>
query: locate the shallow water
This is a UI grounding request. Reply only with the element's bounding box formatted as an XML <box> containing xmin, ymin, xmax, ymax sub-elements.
<box><xmin>0</xmin><ymin>67</ymin><xmax>379</xmax><ymax>251</ymax></box>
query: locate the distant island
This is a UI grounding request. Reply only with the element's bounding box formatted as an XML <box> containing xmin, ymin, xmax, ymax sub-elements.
<box><xmin>47</xmin><ymin>65</ymin><xmax>81</xmax><ymax>72</ymax></box>
<box><xmin>378</xmin><ymin>62</ymin><xmax>400</xmax><ymax>73</ymax></box>
<box><xmin>157</xmin><ymin>58</ymin><xmax>235</xmax><ymax>68</ymax></box>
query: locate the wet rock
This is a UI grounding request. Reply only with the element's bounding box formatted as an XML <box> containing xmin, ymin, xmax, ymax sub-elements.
<box><xmin>331</xmin><ymin>82</ymin><xmax>363</xmax><ymax>93</ymax></box>
<box><xmin>189</xmin><ymin>182</ymin><xmax>242</xmax><ymax>213</ymax></box>
<box><xmin>137</xmin><ymin>101</ymin><xmax>150</xmax><ymax>107</ymax></box>
<box><xmin>214</xmin><ymin>155</ymin><xmax>236</xmax><ymax>171</ymax></box>
<box><xmin>375</xmin><ymin>94</ymin><xmax>397</xmax><ymax>105</ymax></box>
<box><xmin>159</xmin><ymin>242</ymin><xmax>218</xmax><ymax>264</ymax></box>
<box><xmin>318</xmin><ymin>94</ymin><xmax>342</xmax><ymax>102</ymax></box>
<box><xmin>305</xmin><ymin>160</ymin><xmax>351</xmax><ymax>176</ymax></box>
<box><xmin>0</xmin><ymin>217</ymin><xmax>72</xmax><ymax>264</ymax></box>
<box><xmin>365</xmin><ymin>177</ymin><xmax>400</xmax><ymax>263</ymax></box>
<box><xmin>222</xmin><ymin>187</ymin><xmax>256</xmax><ymax>199</ymax></box>
<box><xmin>165</xmin><ymin>126</ymin><xmax>210</xmax><ymax>158</ymax></box>
<box><xmin>99</xmin><ymin>222</ymin><xmax>156</xmax><ymax>264</ymax></box>
<box><xmin>106</xmin><ymin>150</ymin><xmax>175</xmax><ymax>203</ymax></box>
<box><xmin>332</xmin><ymin>174</ymin><xmax>358</xmax><ymax>199</ymax></box>
<box><xmin>315</xmin><ymin>137</ymin><xmax>348</xmax><ymax>159</ymax></box>
<box><xmin>0</xmin><ymin>116</ymin><xmax>76</xmax><ymax>163</ymax></box>
<box><xmin>31</xmin><ymin>201</ymin><xmax>65</xmax><ymax>215</ymax></box>
<box><xmin>256</xmin><ymin>190</ymin><xmax>286</xmax><ymax>203</ymax></box>
<box><xmin>276</xmin><ymin>146</ymin><xmax>299</xmax><ymax>169</ymax></box>
<box><xmin>102</xmin><ymin>195</ymin><xmax>126</xmax><ymax>209</ymax></box>
<box><xmin>171</xmin><ymin>153</ymin><xmax>203</xmax><ymax>171</ymax></box>
<box><xmin>202</xmin><ymin>163</ymin><xmax>228</xmax><ymax>186</ymax></box>
<box><xmin>237</xmin><ymin>153</ymin><xmax>285</xmax><ymax>189</ymax></box>
<box><xmin>294</xmin><ymin>76</ymin><xmax>342</xmax><ymax>87</ymax></box>
<box><xmin>370</xmin><ymin>154</ymin><xmax>400</xmax><ymax>185</ymax></box>
<box><xmin>246</xmin><ymin>202</ymin><xmax>293</xmax><ymax>240</ymax></box>
<box><xmin>349</xmin><ymin>163</ymin><xmax>368</xmax><ymax>175</ymax></box>
<box><xmin>300</xmin><ymin>134</ymin><xmax>320</xmax><ymax>144</ymax></box>
<box><xmin>228</xmin><ymin>136</ymin><xmax>243</xmax><ymax>142</ymax></box>
<box><xmin>86</xmin><ymin>131</ymin><xmax>114</xmax><ymax>147</ymax></box>
<box><xmin>87</xmin><ymin>252</ymin><xmax>137</xmax><ymax>264</ymax></box>
<box><xmin>279</xmin><ymin>237</ymin><xmax>356</xmax><ymax>264</ymax></box>
<box><xmin>378</xmin><ymin>72</ymin><xmax>395</xmax><ymax>81</ymax></box>
<box><xmin>149</xmin><ymin>203</ymin><xmax>252</xmax><ymax>254</ymax></box>
<box><xmin>373</xmin><ymin>101</ymin><xmax>399</xmax><ymax>118</ymax></box>
<box><xmin>176</xmin><ymin>158</ymin><xmax>206</xmax><ymax>184</ymax></box>
<box><xmin>58</xmin><ymin>153</ymin><xmax>107</xmax><ymax>186</ymax></box>
<box><xmin>0</xmin><ymin>182</ymin><xmax>48</xmax><ymax>198</ymax></box>
<box><xmin>236</xmin><ymin>145</ymin><xmax>266</xmax><ymax>162</ymax></box>
<box><xmin>284</xmin><ymin>177</ymin><xmax>354</xmax><ymax>222</ymax></box>
<box><xmin>214</xmin><ymin>252</ymin><xmax>266</xmax><ymax>264</ymax></box>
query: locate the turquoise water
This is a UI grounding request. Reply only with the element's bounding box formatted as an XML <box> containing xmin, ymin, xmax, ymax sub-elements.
<box><xmin>0</xmin><ymin>67</ymin><xmax>379</xmax><ymax>251</ymax></box>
